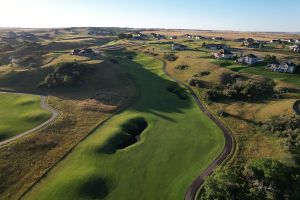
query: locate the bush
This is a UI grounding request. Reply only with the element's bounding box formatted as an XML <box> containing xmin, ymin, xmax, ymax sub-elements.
<box><xmin>193</xmin><ymin>71</ymin><xmax>210</xmax><ymax>77</ymax></box>
<box><xmin>175</xmin><ymin>64</ymin><xmax>189</xmax><ymax>71</ymax></box>
<box><xmin>188</xmin><ymin>78</ymin><xmax>206</xmax><ymax>88</ymax></box>
<box><xmin>264</xmin><ymin>54</ymin><xmax>278</xmax><ymax>63</ymax></box>
<box><xmin>201</xmin><ymin>159</ymin><xmax>300</xmax><ymax>200</ymax></box>
<box><xmin>202</xmin><ymin>89</ymin><xmax>224</xmax><ymax>101</ymax></box>
<box><xmin>40</xmin><ymin>62</ymin><xmax>93</xmax><ymax>88</ymax></box>
<box><xmin>262</xmin><ymin>115</ymin><xmax>300</xmax><ymax>148</ymax></box>
<box><xmin>223</xmin><ymin>78</ymin><xmax>274</xmax><ymax>101</ymax></box>
<box><xmin>164</xmin><ymin>53</ymin><xmax>177</xmax><ymax>62</ymax></box>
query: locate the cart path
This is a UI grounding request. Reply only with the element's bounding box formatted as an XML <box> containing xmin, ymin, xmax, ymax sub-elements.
<box><xmin>161</xmin><ymin>62</ymin><xmax>234</xmax><ymax>200</ymax></box>
<box><xmin>0</xmin><ymin>91</ymin><xmax>58</xmax><ymax>147</ymax></box>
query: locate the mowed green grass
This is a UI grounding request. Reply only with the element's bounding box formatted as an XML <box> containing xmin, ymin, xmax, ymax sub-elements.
<box><xmin>24</xmin><ymin>52</ymin><xmax>224</xmax><ymax>200</ymax></box>
<box><xmin>0</xmin><ymin>93</ymin><xmax>51</xmax><ymax>141</ymax></box>
<box><xmin>213</xmin><ymin>59</ymin><xmax>300</xmax><ymax>86</ymax></box>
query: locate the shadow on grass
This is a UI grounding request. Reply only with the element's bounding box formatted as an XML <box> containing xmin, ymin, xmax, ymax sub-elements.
<box><xmin>104</xmin><ymin>50</ymin><xmax>193</xmax><ymax>119</ymax></box>
<box><xmin>79</xmin><ymin>176</ymin><xmax>111</xmax><ymax>199</ymax></box>
<box><xmin>98</xmin><ymin>117</ymin><xmax>148</xmax><ymax>154</ymax></box>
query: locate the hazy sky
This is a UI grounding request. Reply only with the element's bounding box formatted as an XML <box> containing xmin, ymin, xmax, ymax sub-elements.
<box><xmin>1</xmin><ymin>0</ymin><xmax>299</xmax><ymax>32</ymax></box>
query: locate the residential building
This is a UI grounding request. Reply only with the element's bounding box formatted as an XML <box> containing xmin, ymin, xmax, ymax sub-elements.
<box><xmin>236</xmin><ymin>54</ymin><xmax>258</xmax><ymax>65</ymax></box>
<box><xmin>71</xmin><ymin>48</ymin><xmax>95</xmax><ymax>56</ymax></box>
<box><xmin>213</xmin><ymin>49</ymin><xmax>235</xmax><ymax>59</ymax></box>
<box><xmin>267</xmin><ymin>61</ymin><xmax>297</xmax><ymax>73</ymax></box>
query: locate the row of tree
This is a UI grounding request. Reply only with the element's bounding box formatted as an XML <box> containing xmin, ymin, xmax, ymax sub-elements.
<box><xmin>201</xmin><ymin>159</ymin><xmax>300</xmax><ymax>200</ymax></box>
<box><xmin>200</xmin><ymin>78</ymin><xmax>275</xmax><ymax>102</ymax></box>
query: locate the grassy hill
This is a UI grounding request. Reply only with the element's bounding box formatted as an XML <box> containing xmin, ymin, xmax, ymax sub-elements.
<box><xmin>0</xmin><ymin>93</ymin><xmax>51</xmax><ymax>141</ymax></box>
<box><xmin>24</xmin><ymin>52</ymin><xmax>224</xmax><ymax>200</ymax></box>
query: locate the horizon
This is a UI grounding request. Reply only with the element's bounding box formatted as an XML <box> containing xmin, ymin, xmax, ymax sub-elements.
<box><xmin>1</xmin><ymin>0</ymin><xmax>300</xmax><ymax>32</ymax></box>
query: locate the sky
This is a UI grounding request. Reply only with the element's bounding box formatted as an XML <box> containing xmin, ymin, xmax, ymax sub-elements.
<box><xmin>0</xmin><ymin>0</ymin><xmax>299</xmax><ymax>32</ymax></box>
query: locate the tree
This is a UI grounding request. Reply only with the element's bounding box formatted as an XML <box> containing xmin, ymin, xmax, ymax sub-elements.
<box><xmin>201</xmin><ymin>167</ymin><xmax>247</xmax><ymax>200</ymax></box>
<box><xmin>264</xmin><ymin>55</ymin><xmax>277</xmax><ymax>63</ymax></box>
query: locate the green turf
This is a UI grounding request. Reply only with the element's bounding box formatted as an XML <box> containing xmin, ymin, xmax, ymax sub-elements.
<box><xmin>214</xmin><ymin>60</ymin><xmax>300</xmax><ymax>86</ymax></box>
<box><xmin>24</xmin><ymin>52</ymin><xmax>224</xmax><ymax>200</ymax></box>
<box><xmin>0</xmin><ymin>93</ymin><xmax>52</xmax><ymax>141</ymax></box>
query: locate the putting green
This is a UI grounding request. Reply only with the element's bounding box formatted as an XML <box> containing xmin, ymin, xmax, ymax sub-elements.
<box><xmin>0</xmin><ymin>93</ymin><xmax>52</xmax><ymax>141</ymax></box>
<box><xmin>24</xmin><ymin>52</ymin><xmax>224</xmax><ymax>200</ymax></box>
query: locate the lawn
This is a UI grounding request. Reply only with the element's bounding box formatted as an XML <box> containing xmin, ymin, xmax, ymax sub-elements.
<box><xmin>24</xmin><ymin>52</ymin><xmax>224</xmax><ymax>200</ymax></box>
<box><xmin>213</xmin><ymin>59</ymin><xmax>300</xmax><ymax>86</ymax></box>
<box><xmin>0</xmin><ymin>93</ymin><xmax>51</xmax><ymax>141</ymax></box>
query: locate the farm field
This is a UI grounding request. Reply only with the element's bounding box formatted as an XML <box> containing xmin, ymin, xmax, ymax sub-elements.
<box><xmin>0</xmin><ymin>93</ymin><xmax>51</xmax><ymax>141</ymax></box>
<box><xmin>24</xmin><ymin>52</ymin><xmax>225</xmax><ymax>200</ymax></box>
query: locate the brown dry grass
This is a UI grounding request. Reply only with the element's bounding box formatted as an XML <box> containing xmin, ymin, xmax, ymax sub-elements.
<box><xmin>132</xmin><ymin>41</ymin><xmax>295</xmax><ymax>166</ymax></box>
<box><xmin>0</xmin><ymin>55</ymin><xmax>136</xmax><ymax>200</ymax></box>
<box><xmin>143</xmin><ymin>30</ymin><xmax>300</xmax><ymax>41</ymax></box>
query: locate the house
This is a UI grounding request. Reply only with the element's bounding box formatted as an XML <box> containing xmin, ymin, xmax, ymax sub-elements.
<box><xmin>213</xmin><ymin>49</ymin><xmax>235</xmax><ymax>59</ymax></box>
<box><xmin>236</xmin><ymin>54</ymin><xmax>258</xmax><ymax>65</ymax></box>
<box><xmin>212</xmin><ymin>37</ymin><xmax>224</xmax><ymax>40</ymax></box>
<box><xmin>172</xmin><ymin>43</ymin><xmax>188</xmax><ymax>51</ymax></box>
<box><xmin>235</xmin><ymin>38</ymin><xmax>246</xmax><ymax>42</ymax></box>
<box><xmin>150</xmin><ymin>33</ymin><xmax>164</xmax><ymax>40</ymax></box>
<box><xmin>186</xmin><ymin>34</ymin><xmax>194</xmax><ymax>39</ymax></box>
<box><xmin>267</xmin><ymin>61</ymin><xmax>297</xmax><ymax>73</ymax></box>
<box><xmin>195</xmin><ymin>35</ymin><xmax>204</xmax><ymax>40</ymax></box>
<box><xmin>270</xmin><ymin>39</ymin><xmax>281</xmax><ymax>44</ymax></box>
<box><xmin>246</xmin><ymin>38</ymin><xmax>255</xmax><ymax>44</ymax></box>
<box><xmin>205</xmin><ymin>44</ymin><xmax>228</xmax><ymax>50</ymax></box>
<box><xmin>71</xmin><ymin>48</ymin><xmax>94</xmax><ymax>56</ymax></box>
<box><xmin>289</xmin><ymin>45</ymin><xmax>300</xmax><ymax>53</ymax></box>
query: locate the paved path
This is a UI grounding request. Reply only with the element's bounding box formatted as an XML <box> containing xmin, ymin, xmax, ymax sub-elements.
<box><xmin>0</xmin><ymin>91</ymin><xmax>58</xmax><ymax>147</ymax></box>
<box><xmin>161</xmin><ymin>62</ymin><xmax>234</xmax><ymax>200</ymax></box>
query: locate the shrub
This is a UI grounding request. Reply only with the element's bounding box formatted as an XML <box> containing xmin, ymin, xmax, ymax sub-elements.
<box><xmin>201</xmin><ymin>159</ymin><xmax>300</xmax><ymax>200</ymax></box>
<box><xmin>164</xmin><ymin>53</ymin><xmax>177</xmax><ymax>62</ymax></box>
<box><xmin>264</xmin><ymin>54</ymin><xmax>278</xmax><ymax>63</ymax></box>
<box><xmin>188</xmin><ymin>78</ymin><xmax>205</xmax><ymax>88</ymax></box>
<box><xmin>193</xmin><ymin>71</ymin><xmax>210</xmax><ymax>77</ymax></box>
<box><xmin>175</xmin><ymin>64</ymin><xmax>189</xmax><ymax>71</ymax></box>
<box><xmin>262</xmin><ymin>115</ymin><xmax>300</xmax><ymax>148</ymax></box>
<box><xmin>40</xmin><ymin>62</ymin><xmax>93</xmax><ymax>88</ymax></box>
<box><xmin>223</xmin><ymin>78</ymin><xmax>275</xmax><ymax>101</ymax></box>
<box><xmin>202</xmin><ymin>89</ymin><xmax>224</xmax><ymax>101</ymax></box>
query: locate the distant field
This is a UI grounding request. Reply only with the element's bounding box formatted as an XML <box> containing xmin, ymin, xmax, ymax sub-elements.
<box><xmin>0</xmin><ymin>93</ymin><xmax>51</xmax><ymax>141</ymax></box>
<box><xmin>24</xmin><ymin>52</ymin><xmax>224</xmax><ymax>200</ymax></box>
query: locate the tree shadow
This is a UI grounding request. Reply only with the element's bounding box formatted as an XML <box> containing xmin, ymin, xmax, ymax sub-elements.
<box><xmin>78</xmin><ymin>176</ymin><xmax>111</xmax><ymax>199</ymax></box>
<box><xmin>104</xmin><ymin>50</ymin><xmax>193</xmax><ymax>120</ymax></box>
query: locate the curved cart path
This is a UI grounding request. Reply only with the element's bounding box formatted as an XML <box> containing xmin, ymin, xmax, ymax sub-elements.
<box><xmin>161</xmin><ymin>62</ymin><xmax>234</xmax><ymax>200</ymax></box>
<box><xmin>0</xmin><ymin>91</ymin><xmax>58</xmax><ymax>147</ymax></box>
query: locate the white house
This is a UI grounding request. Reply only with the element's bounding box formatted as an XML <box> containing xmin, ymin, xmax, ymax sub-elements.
<box><xmin>213</xmin><ymin>49</ymin><xmax>235</xmax><ymax>59</ymax></box>
<box><xmin>236</xmin><ymin>54</ymin><xmax>258</xmax><ymax>65</ymax></box>
<box><xmin>267</xmin><ymin>62</ymin><xmax>296</xmax><ymax>73</ymax></box>
<box><xmin>290</xmin><ymin>45</ymin><xmax>300</xmax><ymax>53</ymax></box>
<box><xmin>195</xmin><ymin>35</ymin><xmax>204</xmax><ymax>40</ymax></box>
